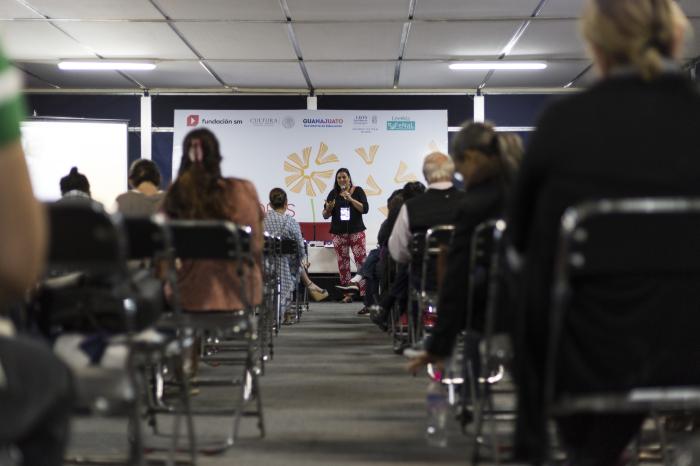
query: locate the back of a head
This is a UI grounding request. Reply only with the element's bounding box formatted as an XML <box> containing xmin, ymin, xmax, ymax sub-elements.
<box><xmin>402</xmin><ymin>181</ymin><xmax>426</xmax><ymax>201</ymax></box>
<box><xmin>164</xmin><ymin>128</ymin><xmax>227</xmax><ymax>220</ymax></box>
<box><xmin>269</xmin><ymin>187</ymin><xmax>287</xmax><ymax>210</ymax></box>
<box><xmin>422</xmin><ymin>152</ymin><xmax>455</xmax><ymax>184</ymax></box>
<box><xmin>59</xmin><ymin>166</ymin><xmax>90</xmax><ymax>196</ymax></box>
<box><xmin>129</xmin><ymin>159</ymin><xmax>161</xmax><ymax>189</ymax></box>
<box><xmin>582</xmin><ymin>0</ymin><xmax>690</xmax><ymax>80</ymax></box>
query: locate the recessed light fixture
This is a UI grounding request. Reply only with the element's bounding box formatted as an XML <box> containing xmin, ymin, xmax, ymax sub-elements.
<box><xmin>58</xmin><ymin>61</ymin><xmax>157</xmax><ymax>71</ymax></box>
<box><xmin>449</xmin><ymin>61</ymin><xmax>547</xmax><ymax>71</ymax></box>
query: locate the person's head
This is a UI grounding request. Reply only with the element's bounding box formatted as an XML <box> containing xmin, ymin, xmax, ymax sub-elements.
<box><xmin>164</xmin><ymin>128</ymin><xmax>227</xmax><ymax>220</ymax></box>
<box><xmin>387</xmin><ymin>189</ymin><xmax>404</xmax><ymax>212</ymax></box>
<box><xmin>269</xmin><ymin>187</ymin><xmax>288</xmax><ymax>211</ymax></box>
<box><xmin>333</xmin><ymin>168</ymin><xmax>353</xmax><ymax>192</ymax></box>
<box><xmin>450</xmin><ymin>121</ymin><xmax>521</xmax><ymax>187</ymax></box>
<box><xmin>60</xmin><ymin>167</ymin><xmax>90</xmax><ymax>196</ymax></box>
<box><xmin>582</xmin><ymin>0</ymin><xmax>691</xmax><ymax>79</ymax></box>
<box><xmin>128</xmin><ymin>159</ymin><xmax>161</xmax><ymax>190</ymax></box>
<box><xmin>402</xmin><ymin>181</ymin><xmax>426</xmax><ymax>201</ymax></box>
<box><xmin>422</xmin><ymin>152</ymin><xmax>455</xmax><ymax>184</ymax></box>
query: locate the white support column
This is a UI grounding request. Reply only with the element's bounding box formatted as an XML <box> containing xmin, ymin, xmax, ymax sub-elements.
<box><xmin>140</xmin><ymin>93</ymin><xmax>152</xmax><ymax>160</ymax></box>
<box><xmin>473</xmin><ymin>94</ymin><xmax>485</xmax><ymax>123</ymax></box>
<box><xmin>306</xmin><ymin>95</ymin><xmax>317</xmax><ymax>110</ymax></box>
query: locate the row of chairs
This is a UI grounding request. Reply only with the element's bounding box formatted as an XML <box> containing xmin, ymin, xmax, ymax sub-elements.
<box><xmin>30</xmin><ymin>200</ymin><xmax>306</xmax><ymax>465</ymax></box>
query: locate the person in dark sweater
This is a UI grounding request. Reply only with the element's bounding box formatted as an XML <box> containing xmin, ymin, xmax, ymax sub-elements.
<box><xmin>407</xmin><ymin>123</ymin><xmax>522</xmax><ymax>370</ymax></box>
<box><xmin>322</xmin><ymin>168</ymin><xmax>369</xmax><ymax>303</ymax></box>
<box><xmin>507</xmin><ymin>1</ymin><xmax>698</xmax><ymax>463</ymax></box>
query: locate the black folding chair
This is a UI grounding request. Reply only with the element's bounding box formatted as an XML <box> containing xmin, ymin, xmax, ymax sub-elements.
<box><xmin>545</xmin><ymin>198</ymin><xmax>700</xmax><ymax>465</ymax></box>
<box><xmin>44</xmin><ymin>201</ymin><xmax>153</xmax><ymax>465</ymax></box>
<box><xmin>159</xmin><ymin>220</ymin><xmax>264</xmax><ymax>450</ymax></box>
<box><xmin>279</xmin><ymin>238</ymin><xmax>300</xmax><ymax>324</ymax></box>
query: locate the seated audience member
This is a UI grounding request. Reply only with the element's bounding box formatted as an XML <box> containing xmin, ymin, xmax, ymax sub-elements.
<box><xmin>264</xmin><ymin>187</ymin><xmax>307</xmax><ymax>324</ymax></box>
<box><xmin>407</xmin><ymin>123</ymin><xmax>522</xmax><ymax>369</ymax></box>
<box><xmin>370</xmin><ymin>181</ymin><xmax>426</xmax><ymax>330</ymax></box>
<box><xmin>507</xmin><ymin>1</ymin><xmax>700</xmax><ymax>463</ymax></box>
<box><xmin>299</xmin><ymin>268</ymin><xmax>328</xmax><ymax>302</ymax></box>
<box><xmin>58</xmin><ymin>166</ymin><xmax>92</xmax><ymax>201</ymax></box>
<box><xmin>163</xmin><ymin>128</ymin><xmax>263</xmax><ymax>311</ymax></box>
<box><xmin>0</xmin><ymin>51</ymin><xmax>74</xmax><ymax>465</ymax></box>
<box><xmin>115</xmin><ymin>159</ymin><xmax>165</xmax><ymax>216</ymax></box>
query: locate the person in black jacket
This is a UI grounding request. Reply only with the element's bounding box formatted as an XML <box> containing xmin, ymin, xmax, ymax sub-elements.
<box><xmin>322</xmin><ymin>168</ymin><xmax>369</xmax><ymax>303</ymax></box>
<box><xmin>406</xmin><ymin>123</ymin><xmax>521</xmax><ymax>368</ymax></box>
<box><xmin>507</xmin><ymin>1</ymin><xmax>698</xmax><ymax>463</ymax></box>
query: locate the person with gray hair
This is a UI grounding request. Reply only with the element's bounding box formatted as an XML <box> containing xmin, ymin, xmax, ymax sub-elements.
<box><xmin>388</xmin><ymin>152</ymin><xmax>466</xmax><ymax>264</ymax></box>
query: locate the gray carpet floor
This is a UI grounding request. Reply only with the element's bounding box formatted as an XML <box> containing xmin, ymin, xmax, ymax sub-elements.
<box><xmin>68</xmin><ymin>302</ymin><xmax>475</xmax><ymax>465</ymax></box>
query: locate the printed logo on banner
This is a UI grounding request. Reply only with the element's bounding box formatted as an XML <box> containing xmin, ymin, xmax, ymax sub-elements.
<box><xmin>353</xmin><ymin>114</ymin><xmax>379</xmax><ymax>133</ymax></box>
<box><xmin>302</xmin><ymin>117</ymin><xmax>344</xmax><ymax>128</ymax></box>
<box><xmin>186</xmin><ymin>114</ymin><xmax>199</xmax><ymax>127</ymax></box>
<box><xmin>282</xmin><ymin>116</ymin><xmax>295</xmax><ymax>129</ymax></box>
<box><xmin>387</xmin><ymin>116</ymin><xmax>416</xmax><ymax>131</ymax></box>
<box><xmin>250</xmin><ymin>117</ymin><xmax>279</xmax><ymax>127</ymax></box>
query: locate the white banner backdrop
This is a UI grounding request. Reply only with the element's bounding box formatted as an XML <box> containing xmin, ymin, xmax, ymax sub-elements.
<box><xmin>173</xmin><ymin>110</ymin><xmax>447</xmax><ymax>245</ymax></box>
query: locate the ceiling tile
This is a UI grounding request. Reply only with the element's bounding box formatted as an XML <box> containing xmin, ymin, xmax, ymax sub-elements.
<box><xmin>0</xmin><ymin>22</ymin><xmax>95</xmax><ymax>60</ymax></box>
<box><xmin>208</xmin><ymin>61</ymin><xmax>308</xmax><ymax>88</ymax></box>
<box><xmin>486</xmin><ymin>60</ymin><xmax>591</xmax><ymax>87</ymax></box>
<box><xmin>158</xmin><ymin>0</ymin><xmax>285</xmax><ymax>20</ymax></box>
<box><xmin>538</xmin><ymin>0</ymin><xmax>585</xmax><ymax>17</ymax></box>
<box><xmin>295</xmin><ymin>22</ymin><xmax>403</xmax><ymax>60</ymax></box>
<box><xmin>415</xmin><ymin>0</ymin><xmax>541</xmax><ymax>19</ymax></box>
<box><xmin>21</xmin><ymin>70</ymin><xmax>54</xmax><ymax>89</ymax></box>
<box><xmin>17</xmin><ymin>61</ymin><xmax>135</xmax><ymax>88</ymax></box>
<box><xmin>174</xmin><ymin>22</ymin><xmax>296</xmax><ymax>59</ymax></box>
<box><xmin>399</xmin><ymin>61</ymin><xmax>485</xmax><ymax>88</ymax></box>
<box><xmin>57</xmin><ymin>22</ymin><xmax>197</xmax><ymax>59</ymax></box>
<box><xmin>26</xmin><ymin>0</ymin><xmax>162</xmax><ymax>19</ymax></box>
<box><xmin>0</xmin><ymin>1</ymin><xmax>42</xmax><ymax>19</ymax></box>
<box><xmin>305</xmin><ymin>61</ymin><xmax>395</xmax><ymax>88</ymax></box>
<box><xmin>287</xmin><ymin>0</ymin><xmax>410</xmax><ymax>20</ymax></box>
<box><xmin>405</xmin><ymin>20</ymin><xmax>522</xmax><ymax>59</ymax></box>
<box><xmin>508</xmin><ymin>19</ymin><xmax>586</xmax><ymax>59</ymax></box>
<box><xmin>129</xmin><ymin>61</ymin><xmax>221</xmax><ymax>88</ymax></box>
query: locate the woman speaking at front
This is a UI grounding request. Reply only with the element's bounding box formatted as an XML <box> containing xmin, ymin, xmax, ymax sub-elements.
<box><xmin>322</xmin><ymin>168</ymin><xmax>369</xmax><ymax>303</ymax></box>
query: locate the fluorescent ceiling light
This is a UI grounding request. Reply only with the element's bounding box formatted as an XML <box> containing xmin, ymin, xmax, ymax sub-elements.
<box><xmin>58</xmin><ymin>61</ymin><xmax>156</xmax><ymax>71</ymax></box>
<box><xmin>449</xmin><ymin>62</ymin><xmax>547</xmax><ymax>71</ymax></box>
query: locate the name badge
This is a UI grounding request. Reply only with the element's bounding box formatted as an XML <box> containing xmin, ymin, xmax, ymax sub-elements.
<box><xmin>340</xmin><ymin>207</ymin><xmax>351</xmax><ymax>221</ymax></box>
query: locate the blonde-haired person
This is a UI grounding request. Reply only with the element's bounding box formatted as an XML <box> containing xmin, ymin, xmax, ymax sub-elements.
<box><xmin>507</xmin><ymin>1</ymin><xmax>700</xmax><ymax>463</ymax></box>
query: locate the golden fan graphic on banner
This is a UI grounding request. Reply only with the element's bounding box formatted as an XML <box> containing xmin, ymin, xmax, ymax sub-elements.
<box><xmin>284</xmin><ymin>142</ymin><xmax>337</xmax><ymax>196</ymax></box>
<box><xmin>394</xmin><ymin>161</ymin><xmax>418</xmax><ymax>183</ymax></box>
<box><xmin>355</xmin><ymin>145</ymin><xmax>379</xmax><ymax>165</ymax></box>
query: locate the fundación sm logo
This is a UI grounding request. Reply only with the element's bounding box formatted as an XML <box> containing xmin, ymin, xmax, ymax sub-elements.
<box><xmin>186</xmin><ymin>114</ymin><xmax>200</xmax><ymax>127</ymax></box>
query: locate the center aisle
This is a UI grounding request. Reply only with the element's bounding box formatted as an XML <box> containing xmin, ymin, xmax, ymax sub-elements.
<box><xmin>207</xmin><ymin>302</ymin><xmax>472</xmax><ymax>466</ymax></box>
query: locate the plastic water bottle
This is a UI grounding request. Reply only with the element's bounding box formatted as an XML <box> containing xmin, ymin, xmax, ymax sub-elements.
<box><xmin>426</xmin><ymin>380</ymin><xmax>449</xmax><ymax>447</ymax></box>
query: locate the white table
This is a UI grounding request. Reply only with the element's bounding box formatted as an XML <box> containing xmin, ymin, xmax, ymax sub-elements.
<box><xmin>307</xmin><ymin>245</ymin><xmax>357</xmax><ymax>274</ymax></box>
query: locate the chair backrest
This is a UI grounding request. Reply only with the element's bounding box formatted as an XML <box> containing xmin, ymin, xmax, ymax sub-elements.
<box><xmin>47</xmin><ymin>201</ymin><xmax>127</xmax><ymax>276</ymax></box>
<box><xmin>280</xmin><ymin>238</ymin><xmax>298</xmax><ymax>255</ymax></box>
<box><xmin>167</xmin><ymin>220</ymin><xmax>250</xmax><ymax>260</ymax></box>
<box><xmin>466</xmin><ymin>219</ymin><xmax>503</xmax><ymax>331</ymax></box>
<box><xmin>421</xmin><ymin>225</ymin><xmax>455</xmax><ymax>292</ymax></box>
<box><xmin>122</xmin><ymin>214</ymin><xmax>171</xmax><ymax>261</ymax></box>
<box><xmin>547</xmin><ymin>198</ymin><xmax>700</xmax><ymax>405</ymax></box>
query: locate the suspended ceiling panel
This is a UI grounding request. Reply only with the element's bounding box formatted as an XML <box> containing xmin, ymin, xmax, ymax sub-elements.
<box><xmin>129</xmin><ymin>61</ymin><xmax>221</xmax><ymax>88</ymax></box>
<box><xmin>156</xmin><ymin>0</ymin><xmax>286</xmax><ymax>20</ymax></box>
<box><xmin>286</xmin><ymin>0</ymin><xmax>410</xmax><ymax>20</ymax></box>
<box><xmin>538</xmin><ymin>0</ymin><xmax>585</xmax><ymax>17</ymax></box>
<box><xmin>0</xmin><ymin>2</ymin><xmax>41</xmax><ymax>18</ymax></box>
<box><xmin>414</xmin><ymin>0</ymin><xmax>542</xmax><ymax>19</ymax></box>
<box><xmin>576</xmin><ymin>65</ymin><xmax>599</xmax><ymax>88</ymax></box>
<box><xmin>405</xmin><ymin>20</ymin><xmax>522</xmax><ymax>59</ymax></box>
<box><xmin>174</xmin><ymin>22</ymin><xmax>296</xmax><ymax>60</ymax></box>
<box><xmin>487</xmin><ymin>60</ymin><xmax>591</xmax><ymax>87</ymax></box>
<box><xmin>305</xmin><ymin>61</ymin><xmax>395</xmax><ymax>88</ymax></box>
<box><xmin>21</xmin><ymin>70</ymin><xmax>53</xmax><ymax>89</ymax></box>
<box><xmin>0</xmin><ymin>22</ymin><xmax>95</xmax><ymax>60</ymax></box>
<box><xmin>399</xmin><ymin>61</ymin><xmax>485</xmax><ymax>88</ymax></box>
<box><xmin>57</xmin><ymin>22</ymin><xmax>197</xmax><ymax>59</ymax></box>
<box><xmin>294</xmin><ymin>22</ymin><xmax>404</xmax><ymax>60</ymax></box>
<box><xmin>508</xmin><ymin>20</ymin><xmax>587</xmax><ymax>59</ymax></box>
<box><xmin>25</xmin><ymin>0</ymin><xmax>162</xmax><ymax>19</ymax></box>
<box><xmin>18</xmin><ymin>61</ymin><xmax>134</xmax><ymax>88</ymax></box>
<box><xmin>208</xmin><ymin>61</ymin><xmax>308</xmax><ymax>88</ymax></box>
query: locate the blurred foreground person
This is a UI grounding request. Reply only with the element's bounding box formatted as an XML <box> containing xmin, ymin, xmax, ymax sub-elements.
<box><xmin>508</xmin><ymin>1</ymin><xmax>700</xmax><ymax>463</ymax></box>
<box><xmin>0</xmin><ymin>46</ymin><xmax>74</xmax><ymax>465</ymax></box>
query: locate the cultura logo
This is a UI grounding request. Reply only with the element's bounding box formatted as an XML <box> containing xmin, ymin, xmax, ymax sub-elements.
<box><xmin>186</xmin><ymin>114</ymin><xmax>199</xmax><ymax>127</ymax></box>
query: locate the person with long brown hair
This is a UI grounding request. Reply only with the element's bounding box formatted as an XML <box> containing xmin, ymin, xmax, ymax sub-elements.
<box><xmin>163</xmin><ymin>128</ymin><xmax>263</xmax><ymax>311</ymax></box>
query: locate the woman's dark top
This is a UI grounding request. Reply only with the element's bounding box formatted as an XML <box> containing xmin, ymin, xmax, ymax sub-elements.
<box><xmin>507</xmin><ymin>72</ymin><xmax>700</xmax><ymax>456</ymax></box>
<box><xmin>325</xmin><ymin>186</ymin><xmax>369</xmax><ymax>235</ymax></box>
<box><xmin>428</xmin><ymin>178</ymin><xmax>507</xmax><ymax>357</ymax></box>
